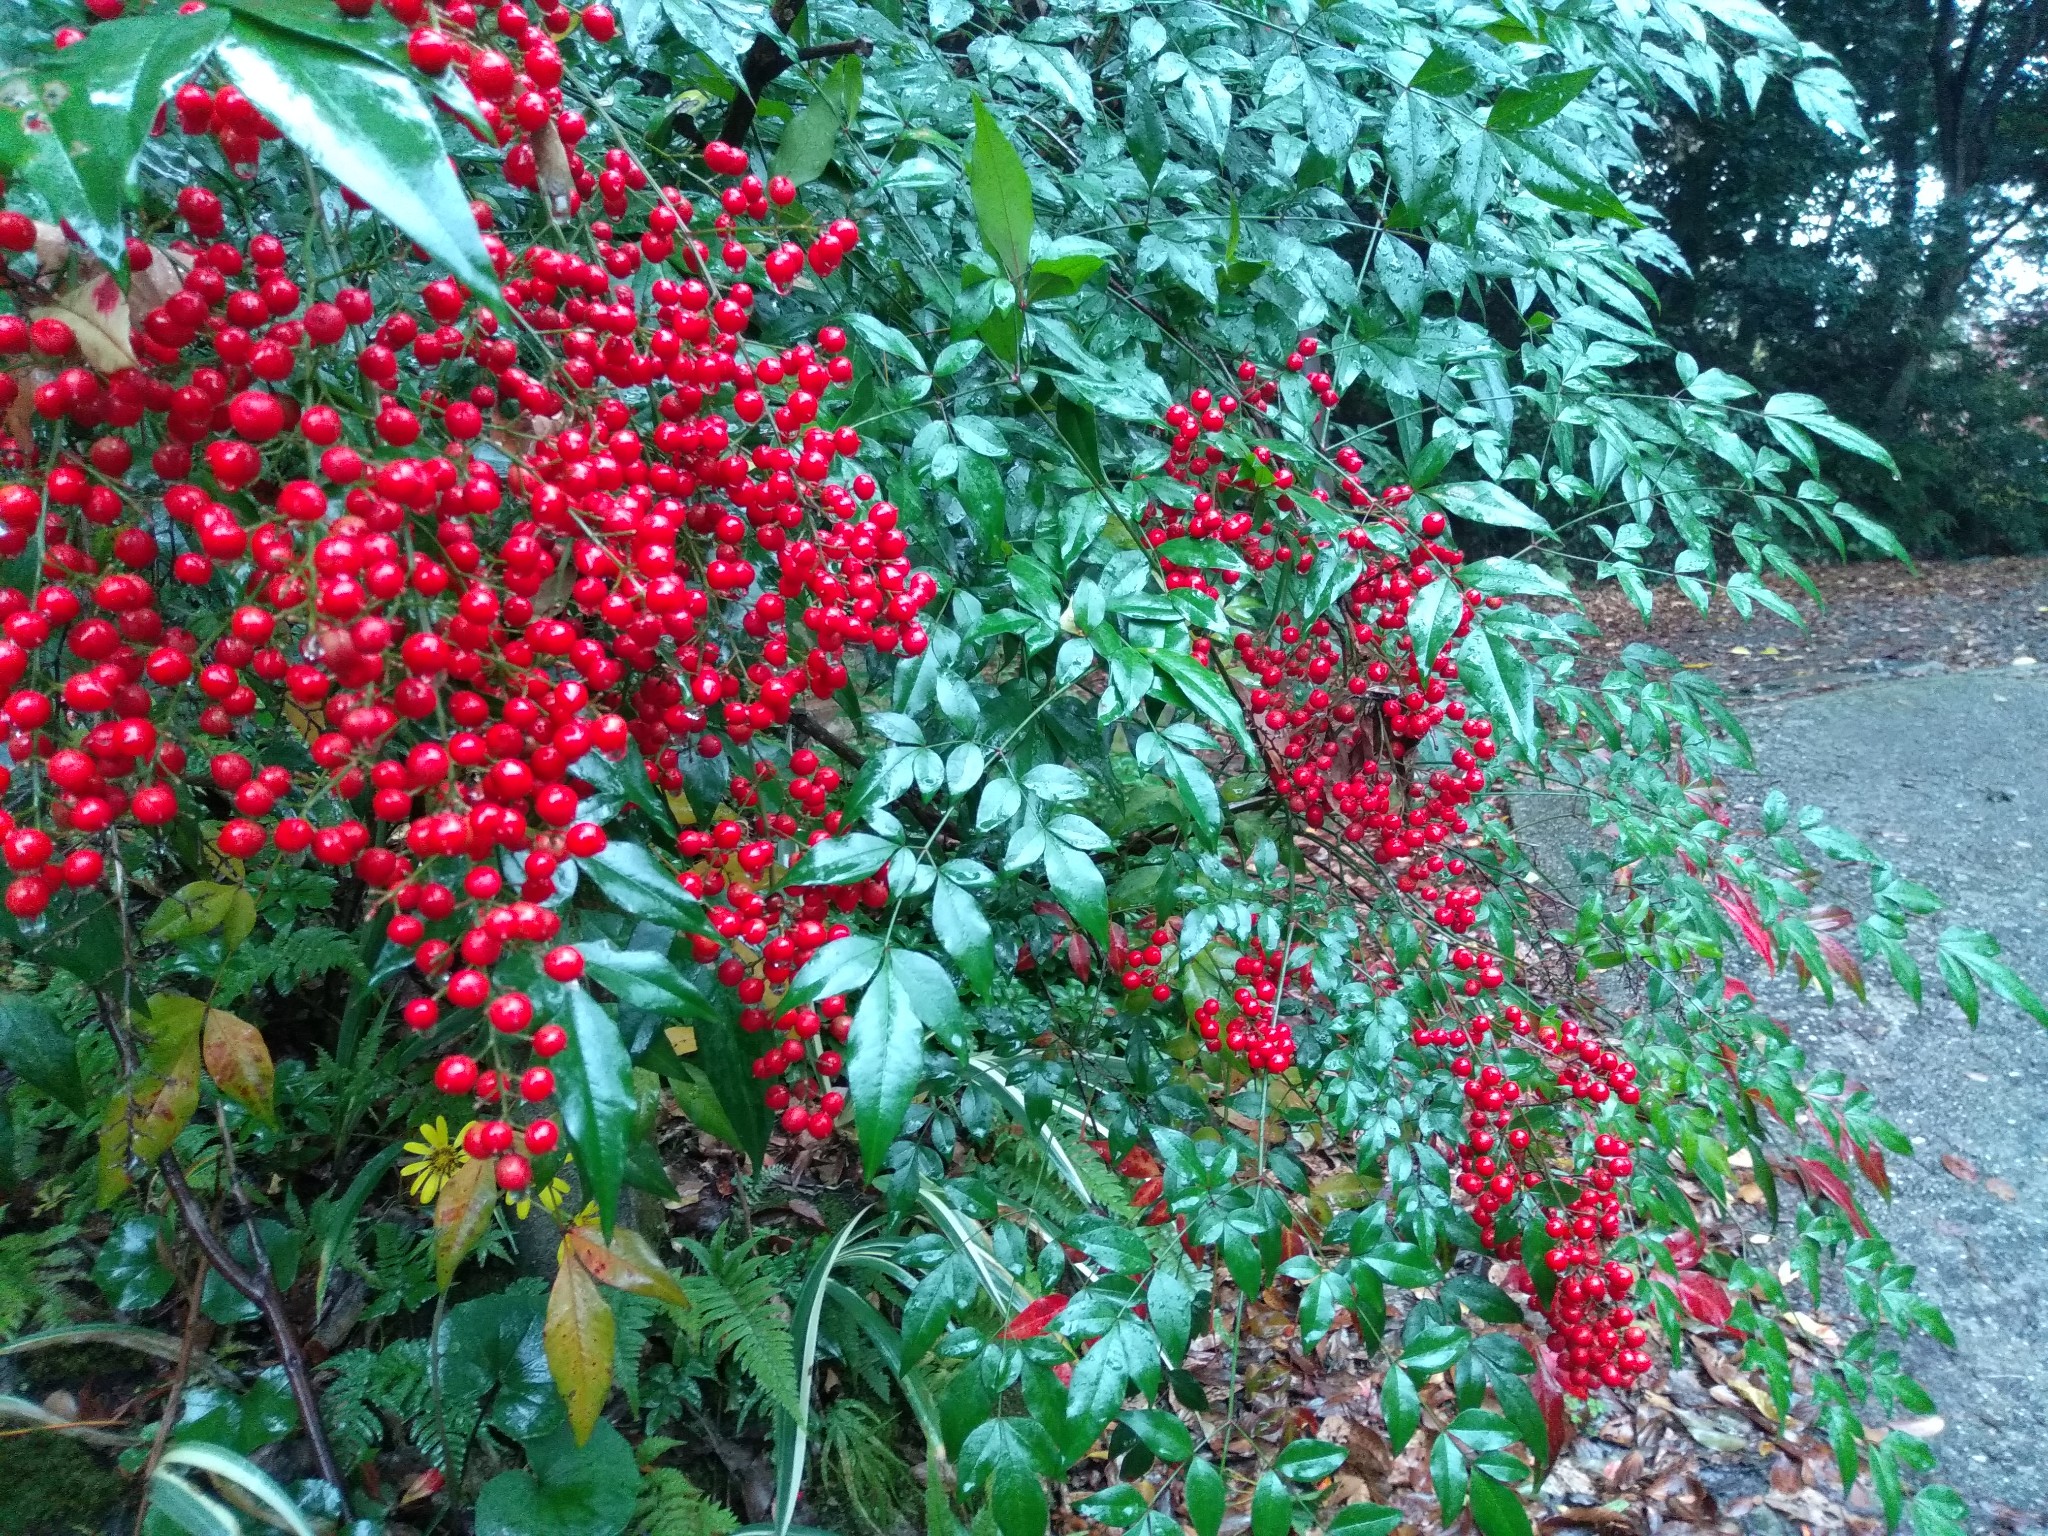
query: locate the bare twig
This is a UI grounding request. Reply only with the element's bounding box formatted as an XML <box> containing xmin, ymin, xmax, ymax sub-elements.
<box><xmin>156</xmin><ymin>1154</ymin><xmax>345</xmax><ymax>1491</ymax></box>
<box><xmin>134</xmin><ymin>1251</ymin><xmax>211</xmax><ymax>1533</ymax></box>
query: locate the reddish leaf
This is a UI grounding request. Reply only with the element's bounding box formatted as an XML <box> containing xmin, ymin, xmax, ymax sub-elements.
<box><xmin>1665</xmin><ymin>1230</ymin><xmax>1705</xmax><ymax>1270</ymax></box>
<box><xmin>1790</xmin><ymin>1156</ymin><xmax>1871</xmax><ymax>1237</ymax></box>
<box><xmin>1530</xmin><ymin>1344</ymin><xmax>1575</xmax><ymax>1466</ymax></box>
<box><xmin>1722</xmin><ymin>977</ymin><xmax>1753</xmax><ymax>1002</ymax></box>
<box><xmin>1851</xmin><ymin>1140</ymin><xmax>1891</xmax><ymax>1198</ymax></box>
<box><xmin>1114</xmin><ymin>1145</ymin><xmax>1159</xmax><ymax>1179</ymax></box>
<box><xmin>1675</xmin><ymin>1270</ymin><xmax>1733</xmax><ymax>1327</ymax></box>
<box><xmin>1939</xmin><ymin>1152</ymin><xmax>1979</xmax><ymax>1184</ymax></box>
<box><xmin>1065</xmin><ymin>929</ymin><xmax>1091</xmax><ymax>981</ymax></box>
<box><xmin>1715</xmin><ymin>887</ymin><xmax>1777</xmax><ymax>973</ymax></box>
<box><xmin>998</xmin><ymin>1293</ymin><xmax>1069</xmax><ymax>1340</ymax></box>
<box><xmin>1816</xmin><ymin>934</ymin><xmax>1865</xmax><ymax>999</ymax></box>
<box><xmin>202</xmin><ymin>1007</ymin><xmax>276</xmax><ymax>1127</ymax></box>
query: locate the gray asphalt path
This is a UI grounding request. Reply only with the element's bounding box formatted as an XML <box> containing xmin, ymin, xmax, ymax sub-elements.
<box><xmin>1735</xmin><ymin>668</ymin><xmax>2048</xmax><ymax>1524</ymax></box>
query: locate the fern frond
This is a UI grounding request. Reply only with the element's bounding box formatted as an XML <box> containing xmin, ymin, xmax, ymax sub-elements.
<box><xmin>675</xmin><ymin>1234</ymin><xmax>799</xmax><ymax>1417</ymax></box>
<box><xmin>633</xmin><ymin>1466</ymin><xmax>739</xmax><ymax>1536</ymax></box>
<box><xmin>215</xmin><ymin>926</ymin><xmax>364</xmax><ymax>1008</ymax></box>
<box><xmin>0</xmin><ymin>1225</ymin><xmax>82</xmax><ymax>1339</ymax></box>
<box><xmin>318</xmin><ymin>1350</ymin><xmax>386</xmax><ymax>1468</ymax></box>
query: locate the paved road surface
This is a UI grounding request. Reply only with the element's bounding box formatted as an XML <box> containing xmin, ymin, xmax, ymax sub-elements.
<box><xmin>1735</xmin><ymin>668</ymin><xmax>2048</xmax><ymax>1525</ymax></box>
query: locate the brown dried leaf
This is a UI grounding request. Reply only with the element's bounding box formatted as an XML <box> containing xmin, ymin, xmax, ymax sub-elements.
<box><xmin>129</xmin><ymin>244</ymin><xmax>196</xmax><ymax>315</ymax></box>
<box><xmin>534</xmin><ymin>119</ymin><xmax>574</xmax><ymax>220</ymax></box>
<box><xmin>1939</xmin><ymin>1152</ymin><xmax>1979</xmax><ymax>1183</ymax></box>
<box><xmin>31</xmin><ymin>272</ymin><xmax>133</xmax><ymax>371</ymax></box>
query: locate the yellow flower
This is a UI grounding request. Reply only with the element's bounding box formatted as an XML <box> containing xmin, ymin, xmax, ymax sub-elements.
<box><xmin>554</xmin><ymin>1201</ymin><xmax>602</xmax><ymax>1263</ymax></box>
<box><xmin>398</xmin><ymin>1118</ymin><xmax>472</xmax><ymax>1205</ymax></box>
<box><xmin>507</xmin><ymin>1171</ymin><xmax>571</xmax><ymax>1221</ymax></box>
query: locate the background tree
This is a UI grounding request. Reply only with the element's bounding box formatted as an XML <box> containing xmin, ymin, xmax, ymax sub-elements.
<box><xmin>1644</xmin><ymin>0</ymin><xmax>2048</xmax><ymax>553</ymax></box>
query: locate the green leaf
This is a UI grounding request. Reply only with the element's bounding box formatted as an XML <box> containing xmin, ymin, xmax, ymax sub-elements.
<box><xmin>1409</xmin><ymin>46</ymin><xmax>1477</xmax><ymax>97</ymax></box>
<box><xmin>1145</xmin><ymin>1268</ymin><xmax>1193</xmax><ymax>1367</ymax></box>
<box><xmin>213</xmin><ymin>16</ymin><xmax>498</xmax><ymax>301</ymax></box>
<box><xmin>1468</xmin><ymin>1469</ymin><xmax>1534</xmax><ymax>1536</ymax></box>
<box><xmin>1762</xmin><ymin>394</ymin><xmax>1899</xmax><ymax>475</ymax></box>
<box><xmin>577</xmin><ymin>941</ymin><xmax>714</xmax><ymax>1017</ymax></box>
<box><xmin>847</xmin><ymin>956</ymin><xmax>927</xmax><ymax>1180</ymax></box>
<box><xmin>970</xmin><ymin>98</ymin><xmax>1035</xmax><ymax>289</ymax></box>
<box><xmin>580</xmin><ymin>841</ymin><xmax>710</xmax><ymax>933</ymax></box>
<box><xmin>0</xmin><ymin>9</ymin><xmax>228</xmax><ymax>269</ymax></box>
<box><xmin>476</xmin><ymin>1419</ymin><xmax>640</xmax><ymax>1536</ymax></box>
<box><xmin>959</xmin><ymin>1418</ymin><xmax>1061</xmax><ymax>1536</ymax></box>
<box><xmin>1382</xmin><ymin>1368</ymin><xmax>1421</xmax><ymax>1452</ymax></box>
<box><xmin>784</xmin><ymin>935</ymin><xmax>885</xmax><ymax>1011</ymax></box>
<box><xmin>557</xmin><ymin>987</ymin><xmax>637</xmax><ymax>1234</ymax></box>
<box><xmin>771</xmin><ymin>101</ymin><xmax>845</xmax><ymax>186</ymax></box>
<box><xmin>1118</xmin><ymin>1408</ymin><xmax>1192</xmax><ymax>1461</ymax></box>
<box><xmin>1044</xmin><ymin>830</ymin><xmax>1109</xmax><ymax>949</ymax></box>
<box><xmin>0</xmin><ymin>995</ymin><xmax>87</xmax><ymax>1114</ymax></box>
<box><xmin>1274</xmin><ymin>1438</ymin><xmax>1346</xmax><ymax>1482</ymax></box>
<box><xmin>1433</xmin><ymin>482</ymin><xmax>1553</xmax><ymax>535</ymax></box>
<box><xmin>933</xmin><ymin>869</ymin><xmax>996</xmax><ymax>995</ymax></box>
<box><xmin>786</xmin><ymin>831</ymin><xmax>900</xmax><ymax>888</ymax></box>
<box><xmin>1462</xmin><ymin>557</ymin><xmax>1575</xmax><ymax>602</ymax></box>
<box><xmin>93</xmin><ymin>1217</ymin><xmax>175</xmax><ymax>1312</ymax></box>
<box><xmin>1456</xmin><ymin>622</ymin><xmax>1538</xmax><ymax>756</ymax></box>
<box><xmin>1124</xmin><ymin>75</ymin><xmax>1169</xmax><ymax>185</ymax></box>
<box><xmin>1431</xmin><ymin>1430</ymin><xmax>1470</xmax><ymax>1522</ymax></box>
<box><xmin>1250</xmin><ymin>1469</ymin><xmax>1292</xmax><ymax>1536</ymax></box>
<box><xmin>1486</xmin><ymin>69</ymin><xmax>1597</xmax><ymax>133</ymax></box>
<box><xmin>1149</xmin><ymin>648</ymin><xmax>1253</xmax><ymax>755</ymax></box>
<box><xmin>1404</xmin><ymin>576</ymin><xmax>1461</xmax><ymax>667</ymax></box>
<box><xmin>1185</xmin><ymin>1457</ymin><xmax>1224</xmax><ymax>1536</ymax></box>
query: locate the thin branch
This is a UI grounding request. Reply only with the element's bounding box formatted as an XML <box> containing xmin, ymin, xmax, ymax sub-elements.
<box><xmin>155</xmin><ymin>1154</ymin><xmax>345</xmax><ymax>1491</ymax></box>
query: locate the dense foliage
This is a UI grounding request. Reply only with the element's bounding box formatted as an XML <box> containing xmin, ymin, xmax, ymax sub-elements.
<box><xmin>0</xmin><ymin>1</ymin><xmax>2040</xmax><ymax>1534</ymax></box>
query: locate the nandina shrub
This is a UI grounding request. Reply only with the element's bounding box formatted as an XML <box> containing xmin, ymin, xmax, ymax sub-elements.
<box><xmin>0</xmin><ymin>1</ymin><xmax>2030</xmax><ymax>1534</ymax></box>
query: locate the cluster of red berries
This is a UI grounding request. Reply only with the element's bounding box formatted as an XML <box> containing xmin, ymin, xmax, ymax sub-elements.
<box><xmin>1412</xmin><ymin>999</ymin><xmax>1652</xmax><ymax>1393</ymax></box>
<box><xmin>0</xmin><ymin>0</ymin><xmax>941</xmax><ymax>1183</ymax></box>
<box><xmin>1191</xmin><ymin>935</ymin><xmax>1302</xmax><ymax>1074</ymax></box>
<box><xmin>1145</xmin><ymin>335</ymin><xmax>1663</xmax><ymax>1394</ymax></box>
<box><xmin>1113</xmin><ymin>924</ymin><xmax>1178</xmax><ymax>1003</ymax></box>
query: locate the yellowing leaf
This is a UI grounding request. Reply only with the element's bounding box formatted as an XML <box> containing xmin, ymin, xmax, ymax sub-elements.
<box><xmin>565</xmin><ymin>1224</ymin><xmax>688</xmax><ymax>1307</ymax></box>
<box><xmin>546</xmin><ymin>1252</ymin><xmax>615</xmax><ymax>1444</ymax></box>
<box><xmin>664</xmin><ymin>1025</ymin><xmax>697</xmax><ymax>1056</ymax></box>
<box><xmin>96</xmin><ymin>1036</ymin><xmax>200</xmax><ymax>1205</ymax></box>
<box><xmin>143</xmin><ymin>881</ymin><xmax>238</xmax><ymax>944</ymax></box>
<box><xmin>433</xmin><ymin>1155</ymin><xmax>498</xmax><ymax>1291</ymax></box>
<box><xmin>31</xmin><ymin>272</ymin><xmax>133</xmax><ymax>371</ymax></box>
<box><xmin>202</xmin><ymin>1007</ymin><xmax>275</xmax><ymax>1126</ymax></box>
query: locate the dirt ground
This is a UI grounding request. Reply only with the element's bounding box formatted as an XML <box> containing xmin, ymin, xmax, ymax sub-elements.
<box><xmin>1578</xmin><ymin>556</ymin><xmax>2048</xmax><ymax>697</ymax></box>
